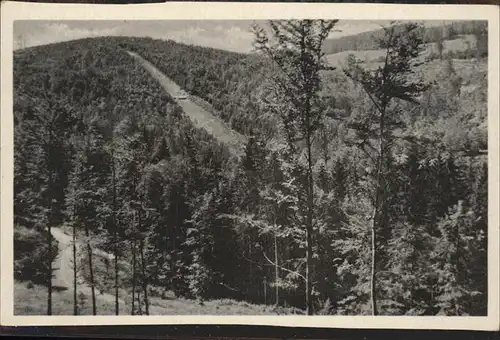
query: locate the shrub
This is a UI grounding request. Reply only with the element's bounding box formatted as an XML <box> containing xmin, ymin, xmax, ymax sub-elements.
<box><xmin>14</xmin><ymin>225</ymin><xmax>58</xmax><ymax>285</ymax></box>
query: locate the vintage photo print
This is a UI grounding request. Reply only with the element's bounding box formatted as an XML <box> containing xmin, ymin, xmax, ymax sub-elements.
<box><xmin>1</xmin><ymin>1</ymin><xmax>498</xmax><ymax>330</ymax></box>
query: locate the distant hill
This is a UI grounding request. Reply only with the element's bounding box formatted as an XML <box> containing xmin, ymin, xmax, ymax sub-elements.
<box><xmin>323</xmin><ymin>20</ymin><xmax>487</xmax><ymax>56</ymax></box>
<box><xmin>325</xmin><ymin>33</ymin><xmax>480</xmax><ymax>69</ymax></box>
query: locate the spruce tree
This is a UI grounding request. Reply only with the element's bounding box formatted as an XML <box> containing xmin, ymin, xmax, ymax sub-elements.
<box><xmin>253</xmin><ymin>19</ymin><xmax>338</xmax><ymax>315</ymax></box>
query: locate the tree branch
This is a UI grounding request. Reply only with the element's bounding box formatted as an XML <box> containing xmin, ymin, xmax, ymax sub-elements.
<box><xmin>262</xmin><ymin>250</ymin><xmax>306</xmax><ymax>281</ymax></box>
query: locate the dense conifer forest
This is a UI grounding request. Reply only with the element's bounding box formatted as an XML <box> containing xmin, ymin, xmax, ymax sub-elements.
<box><xmin>14</xmin><ymin>20</ymin><xmax>488</xmax><ymax>316</ymax></box>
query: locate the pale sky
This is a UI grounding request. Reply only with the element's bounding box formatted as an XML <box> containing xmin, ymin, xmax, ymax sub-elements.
<box><xmin>13</xmin><ymin>20</ymin><xmax>448</xmax><ymax>53</ymax></box>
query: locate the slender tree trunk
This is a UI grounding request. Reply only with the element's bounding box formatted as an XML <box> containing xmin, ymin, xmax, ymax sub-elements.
<box><xmin>305</xmin><ymin>124</ymin><xmax>314</xmax><ymax>316</ymax></box>
<box><xmin>84</xmin><ymin>225</ymin><xmax>97</xmax><ymax>315</ymax></box>
<box><xmin>164</xmin><ymin>225</ymin><xmax>169</xmax><ymax>289</ymax></box>
<box><xmin>139</xmin><ymin>238</ymin><xmax>150</xmax><ymax>315</ymax></box>
<box><xmin>131</xmin><ymin>239</ymin><xmax>137</xmax><ymax>315</ymax></box>
<box><xmin>248</xmin><ymin>237</ymin><xmax>252</xmax><ymax>297</ymax></box>
<box><xmin>455</xmin><ymin>218</ymin><xmax>460</xmax><ymax>316</ymax></box>
<box><xmin>305</xmin><ymin>181</ymin><xmax>314</xmax><ymax>315</ymax></box>
<box><xmin>274</xmin><ymin>232</ymin><xmax>279</xmax><ymax>307</ymax></box>
<box><xmin>73</xmin><ymin>221</ymin><xmax>78</xmax><ymax>315</ymax></box>
<box><xmin>113</xmin><ymin>235</ymin><xmax>119</xmax><ymax>315</ymax></box>
<box><xmin>47</xmin><ymin>228</ymin><xmax>53</xmax><ymax>315</ymax></box>
<box><xmin>47</xmin><ymin>226</ymin><xmax>53</xmax><ymax>315</ymax></box>
<box><xmin>137</xmin><ymin>289</ymin><xmax>142</xmax><ymax>315</ymax></box>
<box><xmin>301</xmin><ymin>28</ymin><xmax>315</xmax><ymax>311</ymax></box>
<box><xmin>171</xmin><ymin>201</ymin><xmax>179</xmax><ymax>293</ymax></box>
<box><xmin>370</xmin><ymin>210</ymin><xmax>378</xmax><ymax>316</ymax></box>
<box><xmin>136</xmin><ymin>205</ymin><xmax>149</xmax><ymax>315</ymax></box>
<box><xmin>263</xmin><ymin>278</ymin><xmax>267</xmax><ymax>305</ymax></box>
<box><xmin>370</xmin><ymin>165</ymin><xmax>382</xmax><ymax>316</ymax></box>
<box><xmin>47</xmin><ymin>173</ymin><xmax>53</xmax><ymax>316</ymax></box>
<box><xmin>370</xmin><ymin>106</ymin><xmax>387</xmax><ymax>316</ymax></box>
<box><xmin>112</xmin><ymin>154</ymin><xmax>119</xmax><ymax>315</ymax></box>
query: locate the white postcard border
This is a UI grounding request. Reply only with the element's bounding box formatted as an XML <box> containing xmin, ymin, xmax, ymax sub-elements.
<box><xmin>1</xmin><ymin>1</ymin><xmax>498</xmax><ymax>330</ymax></box>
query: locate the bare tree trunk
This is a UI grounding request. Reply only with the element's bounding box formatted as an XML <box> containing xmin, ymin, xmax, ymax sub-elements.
<box><xmin>131</xmin><ymin>239</ymin><xmax>137</xmax><ymax>315</ymax></box>
<box><xmin>84</xmin><ymin>225</ymin><xmax>97</xmax><ymax>315</ymax></box>
<box><xmin>137</xmin><ymin>289</ymin><xmax>142</xmax><ymax>315</ymax></box>
<box><xmin>370</xmin><ymin>211</ymin><xmax>378</xmax><ymax>316</ymax></box>
<box><xmin>248</xmin><ymin>237</ymin><xmax>252</xmax><ymax>297</ymax></box>
<box><xmin>274</xmin><ymin>233</ymin><xmax>279</xmax><ymax>307</ymax></box>
<box><xmin>305</xmin><ymin>123</ymin><xmax>314</xmax><ymax>316</ymax></box>
<box><xmin>113</xmin><ymin>241</ymin><xmax>119</xmax><ymax>315</ymax></box>
<box><xmin>170</xmin><ymin>201</ymin><xmax>179</xmax><ymax>293</ymax></box>
<box><xmin>370</xmin><ymin>106</ymin><xmax>386</xmax><ymax>316</ymax></box>
<box><xmin>300</xmin><ymin>26</ymin><xmax>315</xmax><ymax>311</ymax></box>
<box><xmin>370</xmin><ymin>148</ymin><xmax>382</xmax><ymax>317</ymax></box>
<box><xmin>111</xmin><ymin>154</ymin><xmax>119</xmax><ymax>315</ymax></box>
<box><xmin>305</xmin><ymin>195</ymin><xmax>313</xmax><ymax>315</ymax></box>
<box><xmin>455</xmin><ymin>217</ymin><xmax>461</xmax><ymax>316</ymax></box>
<box><xmin>73</xmin><ymin>221</ymin><xmax>78</xmax><ymax>315</ymax></box>
<box><xmin>47</xmin><ymin>225</ymin><xmax>53</xmax><ymax>315</ymax></box>
<box><xmin>263</xmin><ymin>278</ymin><xmax>267</xmax><ymax>305</ymax></box>
<box><xmin>113</xmin><ymin>237</ymin><xmax>119</xmax><ymax>315</ymax></box>
<box><xmin>139</xmin><ymin>239</ymin><xmax>150</xmax><ymax>315</ymax></box>
<box><xmin>370</xmin><ymin>160</ymin><xmax>382</xmax><ymax>316</ymax></box>
<box><xmin>164</xmin><ymin>225</ymin><xmax>169</xmax><ymax>292</ymax></box>
<box><xmin>47</xmin><ymin>174</ymin><xmax>53</xmax><ymax>316</ymax></box>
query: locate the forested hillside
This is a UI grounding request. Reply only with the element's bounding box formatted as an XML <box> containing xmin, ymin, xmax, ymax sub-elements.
<box><xmin>14</xmin><ymin>20</ymin><xmax>488</xmax><ymax>316</ymax></box>
<box><xmin>323</xmin><ymin>20</ymin><xmax>488</xmax><ymax>59</ymax></box>
<box><xmin>14</xmin><ymin>37</ymin><xmax>238</xmax><ymax>315</ymax></box>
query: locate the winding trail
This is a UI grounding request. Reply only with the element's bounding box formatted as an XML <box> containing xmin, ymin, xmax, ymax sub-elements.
<box><xmin>50</xmin><ymin>227</ymin><xmax>75</xmax><ymax>291</ymax></box>
<box><xmin>50</xmin><ymin>227</ymin><xmax>168</xmax><ymax>314</ymax></box>
<box><xmin>126</xmin><ymin>51</ymin><xmax>247</xmax><ymax>157</ymax></box>
<box><xmin>50</xmin><ymin>227</ymin><xmax>125</xmax><ymax>308</ymax></box>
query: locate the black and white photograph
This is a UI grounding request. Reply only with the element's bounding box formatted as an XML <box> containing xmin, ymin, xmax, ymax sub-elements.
<box><xmin>1</xmin><ymin>1</ymin><xmax>499</xmax><ymax>330</ymax></box>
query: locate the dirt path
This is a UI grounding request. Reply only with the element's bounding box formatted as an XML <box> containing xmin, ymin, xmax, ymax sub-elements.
<box><xmin>126</xmin><ymin>51</ymin><xmax>247</xmax><ymax>157</ymax></box>
<box><xmin>50</xmin><ymin>227</ymin><xmax>125</xmax><ymax>307</ymax></box>
<box><xmin>46</xmin><ymin>227</ymin><xmax>276</xmax><ymax>315</ymax></box>
<box><xmin>50</xmin><ymin>227</ymin><xmax>170</xmax><ymax>314</ymax></box>
<box><xmin>50</xmin><ymin>227</ymin><xmax>75</xmax><ymax>291</ymax></box>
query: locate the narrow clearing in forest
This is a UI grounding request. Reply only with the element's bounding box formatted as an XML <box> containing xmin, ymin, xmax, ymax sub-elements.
<box><xmin>126</xmin><ymin>51</ymin><xmax>247</xmax><ymax>157</ymax></box>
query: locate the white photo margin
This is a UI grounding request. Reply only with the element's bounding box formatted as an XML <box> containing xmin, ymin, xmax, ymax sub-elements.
<box><xmin>1</xmin><ymin>1</ymin><xmax>498</xmax><ymax>330</ymax></box>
